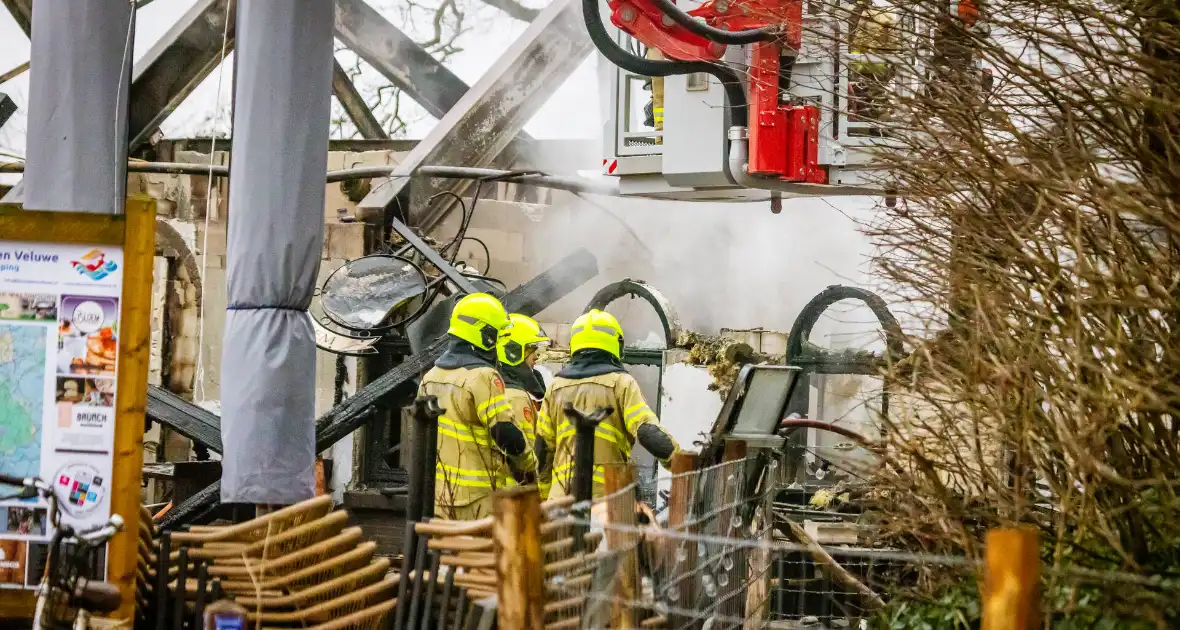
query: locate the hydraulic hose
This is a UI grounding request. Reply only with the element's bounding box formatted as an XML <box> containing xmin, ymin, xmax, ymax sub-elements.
<box><xmin>584</xmin><ymin>0</ymin><xmax>748</xmax><ymax>127</ymax></box>
<box><xmin>650</xmin><ymin>0</ymin><xmax>778</xmax><ymax>45</ymax></box>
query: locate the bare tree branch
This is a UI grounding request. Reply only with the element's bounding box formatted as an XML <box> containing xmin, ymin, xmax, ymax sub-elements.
<box><xmin>474</xmin><ymin>0</ymin><xmax>540</xmax><ymax>22</ymax></box>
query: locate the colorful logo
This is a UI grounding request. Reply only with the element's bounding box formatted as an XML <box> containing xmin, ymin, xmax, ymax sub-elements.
<box><xmin>53</xmin><ymin>465</ymin><xmax>106</xmax><ymax>514</ymax></box>
<box><xmin>71</xmin><ymin>250</ymin><xmax>118</xmax><ymax>281</ymax></box>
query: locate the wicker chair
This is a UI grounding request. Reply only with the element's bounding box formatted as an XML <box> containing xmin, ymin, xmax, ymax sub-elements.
<box><xmin>245</xmin><ymin>565</ymin><xmax>396</xmax><ymax>624</ymax></box>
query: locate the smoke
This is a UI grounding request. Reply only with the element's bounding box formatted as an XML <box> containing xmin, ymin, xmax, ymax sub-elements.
<box><xmin>530</xmin><ymin>189</ymin><xmax>885</xmax><ymax>346</ymax></box>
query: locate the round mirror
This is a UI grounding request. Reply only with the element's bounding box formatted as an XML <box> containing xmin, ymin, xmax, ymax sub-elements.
<box><xmin>320</xmin><ymin>255</ymin><xmax>428</xmax><ymax>331</ymax></box>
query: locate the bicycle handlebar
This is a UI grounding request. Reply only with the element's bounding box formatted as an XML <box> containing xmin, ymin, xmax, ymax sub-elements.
<box><xmin>0</xmin><ymin>473</ymin><xmax>32</xmax><ymax>487</ymax></box>
<box><xmin>76</xmin><ymin>514</ymin><xmax>124</xmax><ymax>545</ymax></box>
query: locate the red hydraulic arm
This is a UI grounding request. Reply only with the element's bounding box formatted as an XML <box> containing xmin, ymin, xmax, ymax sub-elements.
<box><xmin>608</xmin><ymin>0</ymin><xmax>826</xmax><ymax>184</ymax></box>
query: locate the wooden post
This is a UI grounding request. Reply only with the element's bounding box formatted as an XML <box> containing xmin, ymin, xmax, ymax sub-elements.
<box><xmin>723</xmin><ymin>438</ymin><xmax>748</xmax><ymax>462</ymax></box>
<box><xmin>668</xmin><ymin>451</ymin><xmax>698</xmax><ymax>530</ymax></box>
<box><xmin>604</xmin><ymin>464</ymin><xmax>637</xmax><ymax>630</ymax></box>
<box><xmin>667</xmin><ymin>452</ymin><xmax>699</xmax><ymax>628</ymax></box>
<box><xmin>109</xmin><ymin>196</ymin><xmax>158</xmax><ymax>619</ymax></box>
<box><xmin>982</xmin><ymin>527</ymin><xmax>1040</xmax><ymax>630</ymax></box>
<box><xmin>494</xmin><ymin>486</ymin><xmax>545</xmax><ymax>630</ymax></box>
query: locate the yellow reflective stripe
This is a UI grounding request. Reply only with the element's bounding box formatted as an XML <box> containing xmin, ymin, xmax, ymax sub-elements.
<box><xmin>477</xmin><ymin>394</ymin><xmax>507</xmax><ymax>414</ymax></box>
<box><xmin>595</xmin><ymin>422</ymin><xmax>631</xmax><ymax>459</ymax></box>
<box><xmin>537</xmin><ymin>410</ymin><xmax>555</xmax><ymax>441</ymax></box>
<box><xmin>624</xmin><ymin>403</ymin><xmax>656</xmax><ymax>434</ymax></box>
<box><xmin>434</xmin><ymin>473</ymin><xmax>494</xmax><ymax>489</ymax></box>
<box><xmin>437</xmin><ymin>416</ymin><xmax>490</xmax><ymax>444</ymax></box>
<box><xmin>478</xmin><ymin>397</ymin><xmax>511</xmax><ymax>423</ymax></box>
<box><xmin>594</xmin><ymin>426</ymin><xmax>620</xmax><ymax>446</ymax></box>
<box><xmin>437</xmin><ymin>462</ymin><xmax>495</xmax><ymax>477</ymax></box>
<box><xmin>552</xmin><ymin>462</ymin><xmax>606</xmax><ymax>487</ymax></box>
<box><xmin>436</xmin><ymin>468</ymin><xmax>493</xmax><ymax>487</ymax></box>
<box><xmin>438</xmin><ymin>417</ymin><xmax>489</xmax><ymax>437</ymax></box>
<box><xmin>488</xmin><ymin>400</ymin><xmax>511</xmax><ymax>419</ymax></box>
<box><xmin>436</xmin><ymin>463</ymin><xmax>512</xmax><ymax>488</ymax></box>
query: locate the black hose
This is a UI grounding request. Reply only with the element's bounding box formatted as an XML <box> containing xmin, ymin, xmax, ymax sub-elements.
<box><xmin>650</xmin><ymin>0</ymin><xmax>777</xmax><ymax>45</ymax></box>
<box><xmin>583</xmin><ymin>0</ymin><xmax>748</xmax><ymax>127</ymax></box>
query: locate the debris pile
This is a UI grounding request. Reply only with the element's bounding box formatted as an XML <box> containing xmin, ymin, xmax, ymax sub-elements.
<box><xmin>676</xmin><ymin>331</ymin><xmax>776</xmax><ymax>398</ymax></box>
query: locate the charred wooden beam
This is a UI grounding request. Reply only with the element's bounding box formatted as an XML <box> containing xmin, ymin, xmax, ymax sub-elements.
<box><xmin>157</xmin><ymin>480</ymin><xmax>221</xmax><ymax>531</ymax></box>
<box><xmin>0</xmin><ymin>93</ymin><xmax>15</xmax><ymax>130</ymax></box>
<box><xmin>147</xmin><ymin>386</ymin><xmax>223</xmax><ymax>454</ymax></box>
<box><xmin>332</xmin><ymin>0</ymin><xmax>470</xmax><ymax>121</ymax></box>
<box><xmin>355</xmin><ymin>0</ymin><xmax>591</xmax><ymax>231</ymax></box>
<box><xmin>332</xmin><ymin>58</ymin><xmax>388</xmax><ymax>140</ymax></box>
<box><xmin>128</xmin><ymin>0</ymin><xmax>236</xmax><ymax>151</ymax></box>
<box><xmin>1</xmin><ymin>0</ymin><xmax>31</xmax><ymax>36</ymax></box>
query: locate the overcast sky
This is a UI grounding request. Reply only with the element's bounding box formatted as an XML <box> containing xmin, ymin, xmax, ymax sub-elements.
<box><xmin>0</xmin><ymin>0</ymin><xmax>601</xmax><ymax>163</ymax></box>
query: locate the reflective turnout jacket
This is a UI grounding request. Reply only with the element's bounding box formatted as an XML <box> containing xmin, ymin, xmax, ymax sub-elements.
<box><xmin>537</xmin><ymin>372</ymin><xmax>671</xmax><ymax>499</ymax></box>
<box><xmin>504</xmin><ymin>386</ymin><xmax>544</xmax><ymax>488</ymax></box>
<box><xmin>419</xmin><ymin>365</ymin><xmax>535</xmax><ymax>518</ymax></box>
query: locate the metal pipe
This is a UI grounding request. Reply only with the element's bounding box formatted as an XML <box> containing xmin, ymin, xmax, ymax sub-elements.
<box><xmin>726</xmin><ymin>127</ymin><xmax>876</xmax><ymax>196</ymax></box>
<box><xmin>776</xmin><ymin>418</ymin><xmax>874</xmax><ymax>448</ymax></box>
<box><xmin>422</xmin><ymin>403</ymin><xmax>440</xmax><ymax>521</ymax></box>
<box><xmin>193</xmin><ymin>560</ymin><xmax>208</xmax><ymax>628</ymax></box>
<box><xmin>154</xmin><ymin>534</ymin><xmax>170</xmax><ymax>630</ymax></box>
<box><xmin>439</xmin><ymin>566</ymin><xmax>457</xmax><ymax>629</ymax></box>
<box><xmin>420</xmin><ymin>551</ymin><xmax>443</xmax><ymax>630</ymax></box>
<box><xmin>395</xmin><ymin>525</ymin><xmax>417</xmax><ymax>629</ymax></box>
<box><xmin>173</xmin><ymin>548</ymin><xmax>188</xmax><ymax>630</ymax></box>
<box><xmin>452</xmin><ymin>590</ymin><xmax>469</xmax><ymax>630</ymax></box>
<box><xmin>403</xmin><ymin>536</ymin><xmax>431</xmax><ymax>630</ymax></box>
<box><xmin>0</xmin><ymin>161</ymin><xmax>623</xmax><ymax>196</ymax></box>
<box><xmin>565</xmin><ymin>403</ymin><xmax>610</xmax><ymax>506</ymax></box>
<box><xmin>409</xmin><ymin>396</ymin><xmax>444</xmax><ymax>521</ymax></box>
<box><xmin>415</xmin><ymin>166</ymin><xmax>620</xmax><ymax>196</ymax></box>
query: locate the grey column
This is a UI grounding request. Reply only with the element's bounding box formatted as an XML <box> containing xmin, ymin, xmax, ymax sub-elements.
<box><xmin>23</xmin><ymin>0</ymin><xmax>134</xmax><ymax>213</ymax></box>
<box><xmin>219</xmin><ymin>0</ymin><xmax>334</xmax><ymax>505</ymax></box>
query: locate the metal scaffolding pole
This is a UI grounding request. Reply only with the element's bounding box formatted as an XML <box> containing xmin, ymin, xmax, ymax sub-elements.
<box><xmin>22</xmin><ymin>0</ymin><xmax>134</xmax><ymax>213</ymax></box>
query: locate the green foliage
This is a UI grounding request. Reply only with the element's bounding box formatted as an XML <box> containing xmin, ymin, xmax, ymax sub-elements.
<box><xmin>874</xmin><ymin>583</ymin><xmax>980</xmax><ymax>630</ymax></box>
<box><xmin>871</xmin><ymin>579</ymin><xmax>1178</xmax><ymax>629</ymax></box>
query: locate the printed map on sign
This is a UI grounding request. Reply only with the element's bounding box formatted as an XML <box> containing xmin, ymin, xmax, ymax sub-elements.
<box><xmin>0</xmin><ymin>324</ymin><xmax>46</xmax><ymax>479</ymax></box>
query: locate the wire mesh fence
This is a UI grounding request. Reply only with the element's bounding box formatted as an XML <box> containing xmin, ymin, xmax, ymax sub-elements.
<box><xmin>544</xmin><ymin>455</ymin><xmax>1180</xmax><ymax>630</ymax></box>
<box><xmin>542</xmin><ymin>470</ymin><xmax>640</xmax><ymax>629</ymax></box>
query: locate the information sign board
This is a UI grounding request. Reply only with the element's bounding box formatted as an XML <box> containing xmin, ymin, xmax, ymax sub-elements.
<box><xmin>0</xmin><ymin>242</ymin><xmax>125</xmax><ymax>589</ymax></box>
<box><xmin>0</xmin><ymin>198</ymin><xmax>156</xmax><ymax>620</ymax></box>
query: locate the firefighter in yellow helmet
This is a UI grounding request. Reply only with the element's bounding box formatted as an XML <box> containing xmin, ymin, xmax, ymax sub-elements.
<box><xmin>496</xmin><ymin>314</ymin><xmax>552</xmax><ymax>493</ymax></box>
<box><xmin>537</xmin><ymin>309</ymin><xmax>679</xmax><ymax>499</ymax></box>
<box><xmin>419</xmin><ymin>293</ymin><xmax>537</xmax><ymax>520</ymax></box>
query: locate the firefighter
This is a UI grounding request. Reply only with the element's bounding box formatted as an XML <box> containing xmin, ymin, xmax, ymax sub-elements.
<box><xmin>537</xmin><ymin>309</ymin><xmax>679</xmax><ymax>500</ymax></box>
<box><xmin>496</xmin><ymin>313</ymin><xmax>552</xmax><ymax>494</ymax></box>
<box><xmin>421</xmin><ymin>293</ymin><xmax>537</xmax><ymax>520</ymax></box>
<box><xmin>643</xmin><ymin>48</ymin><xmax>666</xmax><ymax>136</ymax></box>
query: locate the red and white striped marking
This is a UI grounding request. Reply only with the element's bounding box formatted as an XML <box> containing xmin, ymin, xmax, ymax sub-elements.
<box><xmin>602</xmin><ymin>158</ymin><xmax>618</xmax><ymax>175</ymax></box>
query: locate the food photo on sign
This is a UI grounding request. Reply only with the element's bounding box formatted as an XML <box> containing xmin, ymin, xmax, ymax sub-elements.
<box><xmin>56</xmin><ymin>295</ymin><xmax>119</xmax><ymax>376</ymax></box>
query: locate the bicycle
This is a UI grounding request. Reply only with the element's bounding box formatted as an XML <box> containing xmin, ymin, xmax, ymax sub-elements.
<box><xmin>0</xmin><ymin>474</ymin><xmax>125</xmax><ymax>630</ymax></box>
